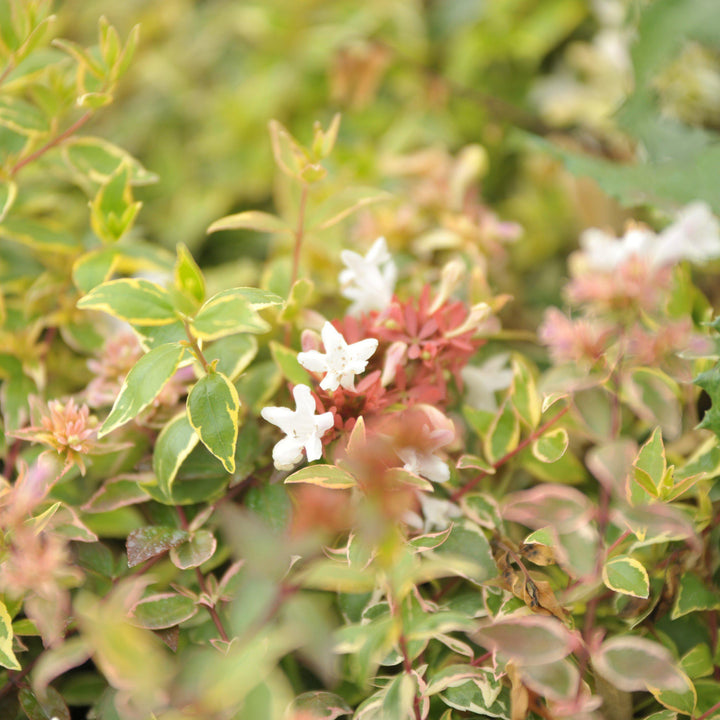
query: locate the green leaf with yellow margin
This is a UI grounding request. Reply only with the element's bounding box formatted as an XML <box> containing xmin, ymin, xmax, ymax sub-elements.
<box><xmin>0</xmin><ymin>599</ymin><xmax>21</xmax><ymax>670</ymax></box>
<box><xmin>192</xmin><ymin>289</ymin><xmax>270</xmax><ymax>341</ymax></box>
<box><xmin>511</xmin><ymin>356</ymin><xmax>541</xmax><ymax>428</ymax></box>
<box><xmin>174</xmin><ymin>243</ymin><xmax>205</xmax><ymax>305</ymax></box>
<box><xmin>532</xmin><ymin>427</ymin><xmax>569</xmax><ymax>463</ymax></box>
<box><xmin>603</xmin><ymin>555</ymin><xmax>650</xmax><ymax>598</ymax></box>
<box><xmin>484</xmin><ymin>402</ymin><xmax>519</xmax><ymax>465</ymax></box>
<box><xmin>77</xmin><ymin>278</ymin><xmax>177</xmax><ymax>325</ymax></box>
<box><xmin>207</xmin><ymin>210</ymin><xmax>292</xmax><ymax>235</ymax></box>
<box><xmin>187</xmin><ymin>370</ymin><xmax>240</xmax><ymax>473</ymax></box>
<box><xmin>153</xmin><ymin>411</ymin><xmax>200</xmax><ymax>497</ymax></box>
<box><xmin>285</xmin><ymin>464</ymin><xmax>357</xmax><ymax>489</ymax></box>
<box><xmin>99</xmin><ymin>342</ymin><xmax>186</xmax><ymax>437</ymax></box>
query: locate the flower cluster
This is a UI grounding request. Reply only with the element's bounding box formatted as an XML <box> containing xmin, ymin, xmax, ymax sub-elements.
<box><xmin>262</xmin><ymin>240</ymin><xmax>489</xmax><ymax>501</ymax></box>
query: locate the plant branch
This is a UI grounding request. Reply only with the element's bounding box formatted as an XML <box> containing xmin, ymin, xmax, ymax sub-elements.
<box><xmin>451</xmin><ymin>405</ymin><xmax>570</xmax><ymax>501</ymax></box>
<box><xmin>176</xmin><ymin>505</ymin><xmax>230</xmax><ymax>643</ymax></box>
<box><xmin>290</xmin><ymin>182</ymin><xmax>309</xmax><ymax>292</ymax></box>
<box><xmin>183</xmin><ymin>320</ymin><xmax>212</xmax><ymax>373</ymax></box>
<box><xmin>10</xmin><ymin>111</ymin><xmax>93</xmax><ymax>176</ymax></box>
<box><xmin>696</xmin><ymin>700</ymin><xmax>720</xmax><ymax>720</ymax></box>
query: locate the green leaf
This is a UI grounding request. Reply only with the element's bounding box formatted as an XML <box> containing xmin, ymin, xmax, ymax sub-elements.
<box><xmin>63</xmin><ymin>136</ymin><xmax>158</xmax><ymax>185</ymax></box>
<box><xmin>169</xmin><ymin>530</ymin><xmax>217</xmax><ymax>569</ymax></box>
<box><xmin>72</xmin><ymin>248</ymin><xmax>118</xmax><ymax>294</ymax></box>
<box><xmin>174</xmin><ymin>243</ymin><xmax>205</xmax><ymax>305</ymax></box>
<box><xmin>0</xmin><ymin>95</ymin><xmax>49</xmax><ymax>135</ymax></box>
<box><xmin>696</xmin><ymin>363</ymin><xmax>720</xmax><ymax>439</ymax></box>
<box><xmin>99</xmin><ymin>343</ymin><xmax>186</xmax><ymax>437</ymax></box>
<box><xmin>207</xmin><ymin>210</ymin><xmax>292</xmax><ymax>235</ymax></box>
<box><xmin>77</xmin><ymin>278</ymin><xmax>177</xmax><ymax>326</ymax></box>
<box><xmin>126</xmin><ymin>526</ymin><xmax>189</xmax><ymax>568</ymax></box>
<box><xmin>530</xmin><ymin>134</ymin><xmax>720</xmax><ymax>215</ymax></box>
<box><xmin>0</xmin><ymin>179</ymin><xmax>17</xmax><ymax>222</ymax></box>
<box><xmin>671</xmin><ymin>572</ymin><xmax>720</xmax><ymax>619</ymax></box>
<box><xmin>433</xmin><ymin>519</ymin><xmax>497</xmax><ymax>584</ymax></box>
<box><xmin>192</xmin><ymin>289</ymin><xmax>270</xmax><ymax>341</ymax></box>
<box><xmin>483</xmin><ymin>402</ymin><xmax>519</xmax><ymax>465</ymax></box>
<box><xmin>204</xmin><ymin>334</ymin><xmax>257</xmax><ymax>381</ymax></box>
<box><xmin>532</xmin><ymin>427</ymin><xmax>568</xmax><ymax>463</ymax></box>
<box><xmin>18</xmin><ymin>686</ymin><xmax>70</xmax><ymax>720</ymax></box>
<box><xmin>0</xmin><ymin>599</ymin><xmax>20</xmax><ymax>670</ymax></box>
<box><xmin>187</xmin><ymin>371</ymin><xmax>240</xmax><ymax>473</ymax></box>
<box><xmin>593</xmin><ymin>636</ymin><xmax>689</xmax><ymax>693</ymax></box>
<box><xmin>603</xmin><ymin>556</ymin><xmax>650</xmax><ymax>598</ymax></box>
<box><xmin>289</xmin><ymin>691</ymin><xmax>352</xmax><ymax>719</ymax></box>
<box><xmin>680</xmin><ymin>644</ymin><xmax>714</xmax><ymax>679</ymax></box>
<box><xmin>309</xmin><ymin>186</ymin><xmax>391</xmax><ymax>231</ymax></box>
<box><xmin>381</xmin><ymin>672</ymin><xmax>417</xmax><ymax>720</ymax></box>
<box><xmin>0</xmin><ymin>217</ymin><xmax>79</xmax><ymax>254</ymax></box>
<box><xmin>245</xmin><ymin>483</ymin><xmax>292</xmax><ymax>532</ymax></box>
<box><xmin>153</xmin><ymin>411</ymin><xmax>200</xmax><ymax>498</ymax></box>
<box><xmin>130</xmin><ymin>593</ymin><xmax>198</xmax><ymax>630</ymax></box>
<box><xmin>270</xmin><ymin>340</ymin><xmax>312</xmax><ymax>385</ymax></box>
<box><xmin>89</xmin><ymin>164</ymin><xmax>142</xmax><ymax>242</ymax></box>
<box><xmin>285</xmin><ymin>464</ymin><xmax>357</xmax><ymax>489</ymax></box>
<box><xmin>511</xmin><ymin>356</ymin><xmax>541</xmax><ymax>428</ymax></box>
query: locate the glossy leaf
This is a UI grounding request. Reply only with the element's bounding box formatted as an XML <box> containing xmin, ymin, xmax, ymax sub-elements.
<box><xmin>483</xmin><ymin>401</ymin><xmax>519</xmax><ymax>464</ymax></box>
<box><xmin>671</xmin><ymin>572</ymin><xmax>720</xmax><ymax>619</ymax></box>
<box><xmin>18</xmin><ymin>687</ymin><xmax>70</xmax><ymax>720</ymax></box>
<box><xmin>100</xmin><ymin>342</ymin><xmax>186</xmax><ymax>437</ymax></box>
<box><xmin>126</xmin><ymin>526</ymin><xmax>189</xmax><ymax>567</ymax></box>
<box><xmin>187</xmin><ymin>370</ymin><xmax>240</xmax><ymax>473</ymax></box>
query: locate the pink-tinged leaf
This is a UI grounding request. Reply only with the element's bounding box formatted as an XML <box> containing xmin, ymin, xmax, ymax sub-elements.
<box><xmin>592</xmin><ymin>636</ymin><xmax>689</xmax><ymax>693</ymax></box>
<box><xmin>285</xmin><ymin>464</ymin><xmax>357</xmax><ymax>489</ymax></box>
<box><xmin>81</xmin><ymin>474</ymin><xmax>152</xmax><ymax>513</ymax></box>
<box><xmin>612</xmin><ymin>503</ymin><xmax>700</xmax><ymax>551</ymax></box>
<box><xmin>425</xmin><ymin>664</ymin><xmax>494</xmax><ymax>695</ymax></box>
<box><xmin>129</xmin><ymin>592</ymin><xmax>198</xmax><ymax>630</ymax></box>
<box><xmin>408</xmin><ymin>526</ymin><xmax>452</xmax><ymax>553</ymax></box>
<box><xmin>126</xmin><ymin>526</ymin><xmax>189</xmax><ymax>567</ymax></box>
<box><xmin>586</xmin><ymin>439</ymin><xmax>638</xmax><ymax>496</ymax></box>
<box><xmin>520</xmin><ymin>658</ymin><xmax>579</xmax><ymax>701</ymax></box>
<box><xmin>32</xmin><ymin>637</ymin><xmax>91</xmax><ymax>693</ymax></box>
<box><xmin>475</xmin><ymin>615</ymin><xmax>575</xmax><ymax>666</ymax></box>
<box><xmin>289</xmin><ymin>691</ymin><xmax>353</xmax><ymax>719</ymax></box>
<box><xmin>503</xmin><ymin>484</ymin><xmax>592</xmax><ymax>533</ymax></box>
<box><xmin>169</xmin><ymin>530</ymin><xmax>217</xmax><ymax>569</ymax></box>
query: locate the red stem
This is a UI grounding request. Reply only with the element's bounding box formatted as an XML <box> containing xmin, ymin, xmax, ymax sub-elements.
<box><xmin>176</xmin><ymin>506</ymin><xmax>230</xmax><ymax>643</ymax></box>
<box><xmin>696</xmin><ymin>700</ymin><xmax>720</xmax><ymax>720</ymax></box>
<box><xmin>451</xmin><ymin>406</ymin><xmax>570</xmax><ymax>501</ymax></box>
<box><xmin>11</xmin><ymin>111</ymin><xmax>93</xmax><ymax>176</ymax></box>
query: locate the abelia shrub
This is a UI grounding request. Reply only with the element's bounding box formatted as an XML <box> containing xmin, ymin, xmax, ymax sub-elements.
<box><xmin>2</xmin><ymin>3</ymin><xmax>720</xmax><ymax>720</ymax></box>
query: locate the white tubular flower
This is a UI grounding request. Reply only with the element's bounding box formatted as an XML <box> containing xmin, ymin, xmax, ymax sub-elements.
<box><xmin>260</xmin><ymin>384</ymin><xmax>334</xmax><ymax>470</ymax></box>
<box><xmin>652</xmin><ymin>202</ymin><xmax>720</xmax><ymax>267</ymax></box>
<box><xmin>339</xmin><ymin>236</ymin><xmax>397</xmax><ymax>315</ymax></box>
<box><xmin>461</xmin><ymin>353</ymin><xmax>514</xmax><ymax>412</ymax></box>
<box><xmin>579</xmin><ymin>202</ymin><xmax>720</xmax><ymax>272</ymax></box>
<box><xmin>298</xmin><ymin>322</ymin><xmax>378</xmax><ymax>392</ymax></box>
<box><xmin>398</xmin><ymin>446</ymin><xmax>451</xmax><ymax>484</ymax></box>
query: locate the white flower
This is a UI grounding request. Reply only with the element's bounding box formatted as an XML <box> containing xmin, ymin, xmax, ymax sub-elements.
<box><xmin>403</xmin><ymin>492</ymin><xmax>462</xmax><ymax>533</ymax></box>
<box><xmin>579</xmin><ymin>202</ymin><xmax>720</xmax><ymax>272</ymax></box>
<box><xmin>297</xmin><ymin>322</ymin><xmax>378</xmax><ymax>392</ymax></box>
<box><xmin>652</xmin><ymin>202</ymin><xmax>720</xmax><ymax>267</ymax></box>
<box><xmin>260</xmin><ymin>384</ymin><xmax>334</xmax><ymax>471</ymax></box>
<box><xmin>398</xmin><ymin>447</ymin><xmax>450</xmax><ymax>483</ymax></box>
<box><xmin>461</xmin><ymin>353</ymin><xmax>514</xmax><ymax>412</ymax></box>
<box><xmin>339</xmin><ymin>236</ymin><xmax>397</xmax><ymax>315</ymax></box>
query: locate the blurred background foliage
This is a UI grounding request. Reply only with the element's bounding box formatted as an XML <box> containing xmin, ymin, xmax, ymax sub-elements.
<box><xmin>50</xmin><ymin>0</ymin><xmax>720</xmax><ymax>311</ymax></box>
